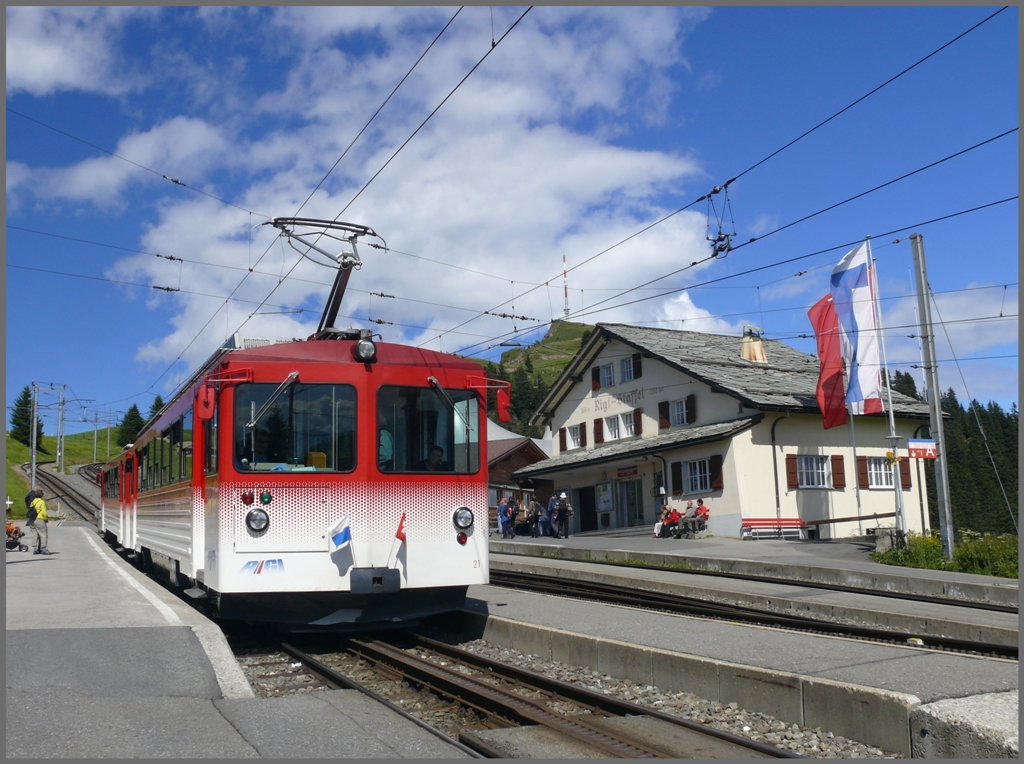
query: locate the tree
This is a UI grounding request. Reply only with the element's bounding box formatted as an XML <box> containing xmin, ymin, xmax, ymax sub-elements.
<box><xmin>9</xmin><ymin>385</ymin><xmax>43</xmax><ymax>447</ymax></box>
<box><xmin>117</xmin><ymin>404</ymin><xmax>146</xmax><ymax>447</ymax></box>
<box><xmin>148</xmin><ymin>395</ymin><xmax>165</xmax><ymax>421</ymax></box>
<box><xmin>889</xmin><ymin>370</ymin><xmax>921</xmax><ymax>401</ymax></box>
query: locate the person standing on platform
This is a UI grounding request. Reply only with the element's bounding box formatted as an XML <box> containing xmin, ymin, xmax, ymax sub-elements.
<box><xmin>544</xmin><ymin>494</ymin><xmax>558</xmax><ymax>537</ymax></box>
<box><xmin>553</xmin><ymin>492</ymin><xmax>574</xmax><ymax>539</ymax></box>
<box><xmin>28</xmin><ymin>488</ymin><xmax>50</xmax><ymax>555</ymax></box>
<box><xmin>527</xmin><ymin>500</ymin><xmax>543</xmax><ymax>537</ymax></box>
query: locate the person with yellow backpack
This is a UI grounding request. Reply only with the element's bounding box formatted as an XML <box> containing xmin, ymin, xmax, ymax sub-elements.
<box><xmin>26</xmin><ymin>488</ymin><xmax>50</xmax><ymax>555</ymax></box>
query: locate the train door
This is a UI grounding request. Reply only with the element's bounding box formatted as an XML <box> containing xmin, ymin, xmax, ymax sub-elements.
<box><xmin>196</xmin><ymin>384</ymin><xmax>219</xmax><ymax>587</ymax></box>
<box><xmin>121</xmin><ymin>456</ymin><xmax>136</xmax><ymax>549</ymax></box>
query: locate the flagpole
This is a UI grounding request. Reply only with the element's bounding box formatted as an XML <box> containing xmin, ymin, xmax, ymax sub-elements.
<box><xmin>868</xmin><ymin>241</ymin><xmax>906</xmax><ymax>536</ymax></box>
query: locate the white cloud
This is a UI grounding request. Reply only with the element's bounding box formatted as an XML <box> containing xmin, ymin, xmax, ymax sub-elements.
<box><xmin>23</xmin><ymin>117</ymin><xmax>232</xmax><ymax>206</ymax></box>
<box><xmin>5</xmin><ymin>7</ymin><xmax>152</xmax><ymax>96</ymax></box>
<box><xmin>655</xmin><ymin>290</ymin><xmax>743</xmax><ymax>335</ymax></box>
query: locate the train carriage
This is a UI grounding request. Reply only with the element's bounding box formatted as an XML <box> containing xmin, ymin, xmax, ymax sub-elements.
<box><xmin>101</xmin><ymin>330</ymin><xmax>508</xmax><ymax>628</ymax></box>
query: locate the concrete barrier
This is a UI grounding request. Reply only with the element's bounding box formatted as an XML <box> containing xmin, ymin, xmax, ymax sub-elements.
<box><xmin>910</xmin><ymin>691</ymin><xmax>1019</xmax><ymax>758</ymax></box>
<box><xmin>490</xmin><ymin>557</ymin><xmax>1018</xmax><ymax>647</ymax></box>
<box><xmin>490</xmin><ymin>541</ymin><xmax>1018</xmax><ymax>608</ymax></box>
<box><xmin>451</xmin><ymin>609</ymin><xmax>920</xmax><ymax>757</ymax></box>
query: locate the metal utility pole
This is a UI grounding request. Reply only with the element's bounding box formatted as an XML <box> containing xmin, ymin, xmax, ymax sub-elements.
<box><xmin>29</xmin><ymin>382</ymin><xmax>39</xmax><ymax>490</ymax></box>
<box><xmin>56</xmin><ymin>386</ymin><xmax>65</xmax><ymax>474</ymax></box>
<box><xmin>911</xmin><ymin>234</ymin><xmax>954</xmax><ymax>560</ymax></box>
<box><xmin>107</xmin><ymin>409</ymin><xmax>112</xmax><ymax>457</ymax></box>
<box><xmin>93</xmin><ymin>411</ymin><xmax>99</xmax><ymax>462</ymax></box>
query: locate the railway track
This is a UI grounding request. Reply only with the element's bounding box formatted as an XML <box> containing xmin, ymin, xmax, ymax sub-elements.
<box><xmin>489</xmin><ymin>569</ymin><xmax>1018</xmax><ymax>660</ymax></box>
<box><xmin>22</xmin><ymin>462</ymin><xmax>100</xmax><ymax>525</ymax></box>
<box><xmin>268</xmin><ymin>635</ymin><xmax>800</xmax><ymax>758</ymax></box>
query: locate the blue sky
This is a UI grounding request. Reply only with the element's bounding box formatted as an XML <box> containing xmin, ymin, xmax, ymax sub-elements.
<box><xmin>6</xmin><ymin>6</ymin><xmax>1018</xmax><ymax>436</ymax></box>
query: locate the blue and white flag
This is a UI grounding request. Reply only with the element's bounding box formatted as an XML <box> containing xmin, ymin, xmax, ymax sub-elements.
<box><xmin>329</xmin><ymin>516</ymin><xmax>352</xmax><ymax>550</ymax></box>
<box><xmin>829</xmin><ymin>241</ymin><xmax>883</xmax><ymax>415</ymax></box>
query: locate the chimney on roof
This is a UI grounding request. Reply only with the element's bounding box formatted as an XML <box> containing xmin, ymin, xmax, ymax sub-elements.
<box><xmin>741</xmin><ymin>325</ymin><xmax>768</xmax><ymax>365</ymax></box>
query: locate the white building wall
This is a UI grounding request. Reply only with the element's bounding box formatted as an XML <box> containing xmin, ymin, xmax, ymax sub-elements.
<box><xmin>552</xmin><ymin>340</ymin><xmax>743</xmax><ymax>455</ymax></box>
<box><xmin>740</xmin><ymin>413</ymin><xmax>930</xmax><ymax>538</ymax></box>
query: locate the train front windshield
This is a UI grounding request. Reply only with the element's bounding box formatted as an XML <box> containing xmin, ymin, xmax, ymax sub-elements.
<box><xmin>377</xmin><ymin>385</ymin><xmax>480</xmax><ymax>474</ymax></box>
<box><xmin>234</xmin><ymin>383</ymin><xmax>356</xmax><ymax>472</ymax></box>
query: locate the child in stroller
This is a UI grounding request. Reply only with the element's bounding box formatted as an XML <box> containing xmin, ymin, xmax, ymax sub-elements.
<box><xmin>6</xmin><ymin>523</ymin><xmax>29</xmax><ymax>552</ymax></box>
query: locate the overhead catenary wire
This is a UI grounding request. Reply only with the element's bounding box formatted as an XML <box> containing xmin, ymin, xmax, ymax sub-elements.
<box><xmin>426</xmin><ymin>126</ymin><xmax>1018</xmax><ymax>353</ymax></box>
<box><xmin>415</xmin><ymin>10</ymin><xmax>1012</xmax><ymax>349</ymax></box>
<box><xmin>451</xmin><ymin>196</ymin><xmax>1018</xmax><ymax>356</ymax></box>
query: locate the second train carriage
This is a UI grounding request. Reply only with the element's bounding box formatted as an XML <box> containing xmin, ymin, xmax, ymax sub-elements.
<box><xmin>100</xmin><ymin>329</ymin><xmax>510</xmax><ymax>628</ymax></box>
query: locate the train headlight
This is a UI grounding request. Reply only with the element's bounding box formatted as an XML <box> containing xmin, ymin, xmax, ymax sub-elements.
<box><xmin>353</xmin><ymin>338</ymin><xmax>377</xmax><ymax>363</ymax></box>
<box><xmin>453</xmin><ymin>507</ymin><xmax>473</xmax><ymax>530</ymax></box>
<box><xmin>246</xmin><ymin>508</ymin><xmax>270</xmax><ymax>533</ymax></box>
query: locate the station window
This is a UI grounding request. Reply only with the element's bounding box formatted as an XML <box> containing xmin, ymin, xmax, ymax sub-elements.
<box><xmin>620</xmin><ymin>357</ymin><xmax>634</xmax><ymax>383</ymax></box>
<box><xmin>797</xmin><ymin>455</ymin><xmax>831</xmax><ymax>488</ymax></box>
<box><xmin>867</xmin><ymin>457</ymin><xmax>893</xmax><ymax>488</ymax></box>
<box><xmin>567</xmin><ymin>424</ymin><xmax>582</xmax><ymax>450</ymax></box>
<box><xmin>671</xmin><ymin>399</ymin><xmax>689</xmax><ymax>426</ymax></box>
<box><xmin>685</xmin><ymin>458</ymin><xmax>711</xmax><ymax>494</ymax></box>
<box><xmin>600</xmin><ymin>363</ymin><xmax>615</xmax><ymax>388</ymax></box>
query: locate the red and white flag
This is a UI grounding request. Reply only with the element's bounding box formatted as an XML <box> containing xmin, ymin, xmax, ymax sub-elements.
<box><xmin>807</xmin><ymin>293</ymin><xmax>848</xmax><ymax>430</ymax></box>
<box><xmin>395</xmin><ymin>512</ymin><xmax>406</xmax><ymax>544</ymax></box>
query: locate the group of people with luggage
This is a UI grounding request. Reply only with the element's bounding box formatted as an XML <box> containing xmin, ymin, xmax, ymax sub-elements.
<box><xmin>654</xmin><ymin>498</ymin><xmax>709</xmax><ymax>539</ymax></box>
<box><xmin>496</xmin><ymin>492</ymin><xmax>574</xmax><ymax>539</ymax></box>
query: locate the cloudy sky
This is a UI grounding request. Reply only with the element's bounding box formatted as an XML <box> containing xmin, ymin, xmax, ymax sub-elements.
<box><xmin>6</xmin><ymin>6</ymin><xmax>1018</xmax><ymax>435</ymax></box>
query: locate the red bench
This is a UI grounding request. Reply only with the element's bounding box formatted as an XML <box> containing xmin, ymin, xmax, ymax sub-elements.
<box><xmin>740</xmin><ymin>517</ymin><xmax>804</xmax><ymax>540</ymax></box>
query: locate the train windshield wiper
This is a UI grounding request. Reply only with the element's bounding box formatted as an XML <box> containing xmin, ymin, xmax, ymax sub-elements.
<box><xmin>246</xmin><ymin>371</ymin><xmax>299</xmax><ymax>430</ymax></box>
<box><xmin>427</xmin><ymin>376</ymin><xmax>473</xmax><ymax>433</ymax></box>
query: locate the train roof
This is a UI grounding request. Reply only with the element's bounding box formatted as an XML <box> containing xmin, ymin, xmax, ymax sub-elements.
<box><xmin>222</xmin><ymin>338</ymin><xmax>484</xmax><ymax>370</ymax></box>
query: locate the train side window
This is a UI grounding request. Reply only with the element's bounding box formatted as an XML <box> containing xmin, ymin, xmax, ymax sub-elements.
<box><xmin>182</xmin><ymin>409</ymin><xmax>193</xmax><ymax>481</ymax></box>
<box><xmin>160</xmin><ymin>427</ymin><xmax>172</xmax><ymax>486</ymax></box>
<box><xmin>169</xmin><ymin>418</ymin><xmax>182</xmax><ymax>484</ymax></box>
<box><xmin>204</xmin><ymin>407</ymin><xmax>218</xmax><ymax>474</ymax></box>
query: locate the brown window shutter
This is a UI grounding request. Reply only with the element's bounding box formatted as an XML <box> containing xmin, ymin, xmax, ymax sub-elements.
<box><xmin>685</xmin><ymin>394</ymin><xmax>696</xmax><ymax>424</ymax></box>
<box><xmin>593</xmin><ymin>418</ymin><xmax>603</xmax><ymax>444</ymax></box>
<box><xmin>658</xmin><ymin>401</ymin><xmax>670</xmax><ymax>429</ymax></box>
<box><xmin>559</xmin><ymin>427</ymin><xmax>567</xmax><ymax>452</ymax></box>
<box><xmin>632</xmin><ymin>353</ymin><xmax>642</xmax><ymax>379</ymax></box>
<box><xmin>579</xmin><ymin>422</ymin><xmax>587</xmax><ymax>448</ymax></box>
<box><xmin>857</xmin><ymin>456</ymin><xmax>869</xmax><ymax>488</ymax></box>
<box><xmin>831</xmin><ymin>454</ymin><xmax>846</xmax><ymax>489</ymax></box>
<box><xmin>591</xmin><ymin>367</ymin><xmax>601</xmax><ymax>391</ymax></box>
<box><xmin>709</xmin><ymin>454</ymin><xmax>724</xmax><ymax>491</ymax></box>
<box><xmin>899</xmin><ymin>458</ymin><xmax>911</xmax><ymax>489</ymax></box>
<box><xmin>671</xmin><ymin>461</ymin><xmax>683</xmax><ymax>496</ymax></box>
<box><xmin>785</xmin><ymin>454</ymin><xmax>798</xmax><ymax>489</ymax></box>
<box><xmin>633</xmin><ymin>408</ymin><xmax>643</xmax><ymax>436</ymax></box>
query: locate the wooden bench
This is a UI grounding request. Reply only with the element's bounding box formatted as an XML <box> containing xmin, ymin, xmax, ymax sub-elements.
<box><xmin>740</xmin><ymin>517</ymin><xmax>804</xmax><ymax>540</ymax></box>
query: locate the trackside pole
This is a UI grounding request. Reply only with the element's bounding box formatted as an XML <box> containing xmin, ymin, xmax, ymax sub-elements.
<box><xmin>868</xmin><ymin>241</ymin><xmax>906</xmax><ymax>536</ymax></box>
<box><xmin>910</xmin><ymin>234</ymin><xmax>954</xmax><ymax>560</ymax></box>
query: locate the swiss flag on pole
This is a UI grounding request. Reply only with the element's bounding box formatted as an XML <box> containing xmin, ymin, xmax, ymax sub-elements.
<box><xmin>395</xmin><ymin>513</ymin><xmax>406</xmax><ymax>544</ymax></box>
<box><xmin>807</xmin><ymin>294</ymin><xmax>848</xmax><ymax>430</ymax></box>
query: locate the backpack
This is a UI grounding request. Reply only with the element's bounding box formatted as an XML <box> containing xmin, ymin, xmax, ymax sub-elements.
<box><xmin>26</xmin><ymin>503</ymin><xmax>37</xmax><ymax>525</ymax></box>
<box><xmin>24</xmin><ymin>490</ymin><xmax>37</xmax><ymax>509</ymax></box>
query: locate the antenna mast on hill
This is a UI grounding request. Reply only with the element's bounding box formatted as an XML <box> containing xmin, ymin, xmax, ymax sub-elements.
<box><xmin>563</xmin><ymin>253</ymin><xmax>570</xmax><ymax>317</ymax></box>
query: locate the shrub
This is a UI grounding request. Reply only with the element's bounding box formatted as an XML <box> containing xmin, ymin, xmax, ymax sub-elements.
<box><xmin>951</xmin><ymin>533</ymin><xmax>1018</xmax><ymax>578</ymax></box>
<box><xmin>871</xmin><ymin>529</ymin><xmax>1018</xmax><ymax>579</ymax></box>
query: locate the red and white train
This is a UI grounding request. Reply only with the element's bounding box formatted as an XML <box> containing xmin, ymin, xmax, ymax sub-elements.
<box><xmin>100</xmin><ymin>219</ymin><xmax>510</xmax><ymax>629</ymax></box>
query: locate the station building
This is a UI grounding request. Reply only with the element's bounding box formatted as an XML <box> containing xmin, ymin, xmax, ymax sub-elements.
<box><xmin>514</xmin><ymin>323</ymin><xmax>934</xmax><ymax>540</ymax></box>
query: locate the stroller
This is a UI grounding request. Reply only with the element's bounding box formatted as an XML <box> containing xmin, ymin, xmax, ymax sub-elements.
<box><xmin>6</xmin><ymin>523</ymin><xmax>29</xmax><ymax>552</ymax></box>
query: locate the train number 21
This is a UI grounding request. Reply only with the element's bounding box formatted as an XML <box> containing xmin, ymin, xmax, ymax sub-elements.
<box><xmin>472</xmin><ymin>559</ymin><xmax>480</xmax><ymax>568</ymax></box>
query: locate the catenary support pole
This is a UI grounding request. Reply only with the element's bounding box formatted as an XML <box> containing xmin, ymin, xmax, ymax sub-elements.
<box><xmin>911</xmin><ymin>233</ymin><xmax>954</xmax><ymax>560</ymax></box>
<box><xmin>29</xmin><ymin>382</ymin><xmax>39</xmax><ymax>490</ymax></box>
<box><xmin>93</xmin><ymin>410</ymin><xmax>99</xmax><ymax>462</ymax></box>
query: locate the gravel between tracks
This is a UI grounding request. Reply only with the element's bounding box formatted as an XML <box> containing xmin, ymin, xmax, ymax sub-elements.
<box><xmin>428</xmin><ymin>629</ymin><xmax>900</xmax><ymax>758</ymax></box>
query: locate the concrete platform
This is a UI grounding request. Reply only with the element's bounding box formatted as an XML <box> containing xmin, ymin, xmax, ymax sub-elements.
<box><xmin>469</xmin><ymin>534</ymin><xmax>1019</xmax><ymax>758</ymax></box>
<box><xmin>489</xmin><ymin>552</ymin><xmax>1018</xmax><ymax>646</ymax></box>
<box><xmin>5</xmin><ymin>523</ymin><xmax>470</xmax><ymax>759</ymax></box>
<box><xmin>490</xmin><ymin>534</ymin><xmax>1018</xmax><ymax>607</ymax></box>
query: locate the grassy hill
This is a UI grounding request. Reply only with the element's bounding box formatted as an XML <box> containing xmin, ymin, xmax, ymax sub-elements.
<box><xmin>469</xmin><ymin>320</ymin><xmax>593</xmax><ymax>388</ymax></box>
<box><xmin>5</xmin><ymin>428</ymin><xmax>117</xmax><ymax>518</ymax></box>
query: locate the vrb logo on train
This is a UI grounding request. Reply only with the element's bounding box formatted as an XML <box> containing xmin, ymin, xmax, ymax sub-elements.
<box><xmin>239</xmin><ymin>559</ymin><xmax>285</xmax><ymax>575</ymax></box>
